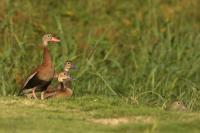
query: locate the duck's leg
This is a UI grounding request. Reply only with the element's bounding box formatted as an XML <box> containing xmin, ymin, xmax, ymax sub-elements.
<box><xmin>25</xmin><ymin>93</ymin><xmax>33</xmax><ymax>99</ymax></box>
<box><xmin>32</xmin><ymin>88</ymin><xmax>38</xmax><ymax>99</ymax></box>
<box><xmin>41</xmin><ymin>91</ymin><xmax>45</xmax><ymax>100</ymax></box>
<box><xmin>43</xmin><ymin>91</ymin><xmax>57</xmax><ymax>99</ymax></box>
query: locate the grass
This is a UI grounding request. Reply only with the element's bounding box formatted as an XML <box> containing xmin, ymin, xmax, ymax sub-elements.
<box><xmin>0</xmin><ymin>0</ymin><xmax>200</xmax><ymax>106</ymax></box>
<box><xmin>0</xmin><ymin>96</ymin><xmax>200</xmax><ymax>133</ymax></box>
<box><xmin>0</xmin><ymin>0</ymin><xmax>199</xmax><ymax>108</ymax></box>
<box><xmin>0</xmin><ymin>0</ymin><xmax>200</xmax><ymax>132</ymax></box>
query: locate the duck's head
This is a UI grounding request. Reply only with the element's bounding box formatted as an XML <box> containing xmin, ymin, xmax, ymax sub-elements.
<box><xmin>57</xmin><ymin>72</ymin><xmax>73</xmax><ymax>82</ymax></box>
<box><xmin>167</xmin><ymin>101</ymin><xmax>187</xmax><ymax>111</ymax></box>
<box><xmin>42</xmin><ymin>34</ymin><xmax>60</xmax><ymax>46</ymax></box>
<box><xmin>64</xmin><ymin>61</ymin><xmax>76</xmax><ymax>72</ymax></box>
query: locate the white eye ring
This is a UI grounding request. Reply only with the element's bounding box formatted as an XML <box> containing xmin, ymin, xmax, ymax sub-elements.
<box><xmin>47</xmin><ymin>34</ymin><xmax>52</xmax><ymax>38</ymax></box>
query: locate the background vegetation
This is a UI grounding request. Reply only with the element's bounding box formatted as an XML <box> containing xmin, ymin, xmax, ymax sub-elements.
<box><xmin>0</xmin><ymin>0</ymin><xmax>200</xmax><ymax>110</ymax></box>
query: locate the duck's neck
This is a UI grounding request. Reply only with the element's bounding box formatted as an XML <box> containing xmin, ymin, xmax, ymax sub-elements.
<box><xmin>64</xmin><ymin>69</ymin><xmax>69</xmax><ymax>73</ymax></box>
<box><xmin>60</xmin><ymin>82</ymin><xmax>64</xmax><ymax>90</ymax></box>
<box><xmin>63</xmin><ymin>79</ymin><xmax>72</xmax><ymax>89</ymax></box>
<box><xmin>42</xmin><ymin>47</ymin><xmax>52</xmax><ymax>66</ymax></box>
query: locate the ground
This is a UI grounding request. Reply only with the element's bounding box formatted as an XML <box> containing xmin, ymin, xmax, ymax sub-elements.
<box><xmin>0</xmin><ymin>0</ymin><xmax>200</xmax><ymax>132</ymax></box>
<box><xmin>0</xmin><ymin>96</ymin><xmax>199</xmax><ymax>133</ymax></box>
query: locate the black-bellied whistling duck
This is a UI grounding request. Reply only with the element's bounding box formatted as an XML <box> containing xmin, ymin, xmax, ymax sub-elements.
<box><xmin>19</xmin><ymin>34</ymin><xmax>60</xmax><ymax>99</ymax></box>
<box><xmin>165</xmin><ymin>101</ymin><xmax>187</xmax><ymax>112</ymax></box>
<box><xmin>44</xmin><ymin>72</ymin><xmax>73</xmax><ymax>99</ymax></box>
<box><xmin>62</xmin><ymin>60</ymin><xmax>76</xmax><ymax>88</ymax></box>
<box><xmin>53</xmin><ymin>60</ymin><xmax>76</xmax><ymax>78</ymax></box>
<box><xmin>44</xmin><ymin>61</ymin><xmax>76</xmax><ymax>99</ymax></box>
<box><xmin>64</xmin><ymin>60</ymin><xmax>76</xmax><ymax>72</ymax></box>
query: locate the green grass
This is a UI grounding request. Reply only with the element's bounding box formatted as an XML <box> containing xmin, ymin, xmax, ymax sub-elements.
<box><xmin>0</xmin><ymin>0</ymin><xmax>200</xmax><ymax>132</ymax></box>
<box><xmin>0</xmin><ymin>0</ymin><xmax>199</xmax><ymax>108</ymax></box>
<box><xmin>0</xmin><ymin>96</ymin><xmax>199</xmax><ymax>133</ymax></box>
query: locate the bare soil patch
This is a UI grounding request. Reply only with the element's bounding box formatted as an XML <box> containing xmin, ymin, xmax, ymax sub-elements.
<box><xmin>91</xmin><ymin>116</ymin><xmax>155</xmax><ymax>126</ymax></box>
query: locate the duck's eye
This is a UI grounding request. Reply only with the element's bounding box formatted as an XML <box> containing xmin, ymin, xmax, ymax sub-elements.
<box><xmin>47</xmin><ymin>35</ymin><xmax>52</xmax><ymax>38</ymax></box>
<box><xmin>66</xmin><ymin>62</ymin><xmax>71</xmax><ymax>65</ymax></box>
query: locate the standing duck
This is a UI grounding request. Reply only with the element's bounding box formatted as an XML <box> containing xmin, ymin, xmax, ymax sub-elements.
<box><xmin>19</xmin><ymin>34</ymin><xmax>60</xmax><ymax>99</ymax></box>
<box><xmin>44</xmin><ymin>72</ymin><xmax>73</xmax><ymax>99</ymax></box>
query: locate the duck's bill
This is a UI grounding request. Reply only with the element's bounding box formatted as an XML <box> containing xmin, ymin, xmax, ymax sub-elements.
<box><xmin>66</xmin><ymin>76</ymin><xmax>76</xmax><ymax>81</ymax></box>
<box><xmin>69</xmin><ymin>77</ymin><xmax>74</xmax><ymax>81</ymax></box>
<box><xmin>72</xmin><ymin>65</ymin><xmax>78</xmax><ymax>70</ymax></box>
<box><xmin>51</xmin><ymin>37</ymin><xmax>60</xmax><ymax>42</ymax></box>
<box><xmin>70</xmin><ymin>77</ymin><xmax>77</xmax><ymax>81</ymax></box>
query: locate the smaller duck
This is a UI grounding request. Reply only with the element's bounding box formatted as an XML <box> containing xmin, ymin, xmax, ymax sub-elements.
<box><xmin>165</xmin><ymin>101</ymin><xmax>187</xmax><ymax>112</ymax></box>
<box><xmin>43</xmin><ymin>72</ymin><xmax>73</xmax><ymax>99</ymax></box>
<box><xmin>54</xmin><ymin>60</ymin><xmax>76</xmax><ymax>78</ymax></box>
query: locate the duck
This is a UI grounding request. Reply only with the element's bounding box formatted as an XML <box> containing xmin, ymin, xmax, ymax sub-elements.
<box><xmin>61</xmin><ymin>60</ymin><xmax>76</xmax><ymax>88</ymax></box>
<box><xmin>19</xmin><ymin>34</ymin><xmax>60</xmax><ymax>99</ymax></box>
<box><xmin>53</xmin><ymin>60</ymin><xmax>76</xmax><ymax>79</ymax></box>
<box><xmin>64</xmin><ymin>60</ymin><xmax>76</xmax><ymax>73</ymax></box>
<box><xmin>46</xmin><ymin>60</ymin><xmax>76</xmax><ymax>89</ymax></box>
<box><xmin>165</xmin><ymin>100</ymin><xmax>187</xmax><ymax>112</ymax></box>
<box><xmin>44</xmin><ymin>61</ymin><xmax>76</xmax><ymax>99</ymax></box>
<box><xmin>43</xmin><ymin>72</ymin><xmax>73</xmax><ymax>99</ymax></box>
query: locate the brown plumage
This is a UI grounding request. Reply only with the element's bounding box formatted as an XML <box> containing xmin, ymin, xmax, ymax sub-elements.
<box><xmin>44</xmin><ymin>61</ymin><xmax>76</xmax><ymax>99</ymax></box>
<box><xmin>19</xmin><ymin>34</ymin><xmax>60</xmax><ymax>99</ymax></box>
<box><xmin>45</xmin><ymin>60</ymin><xmax>75</xmax><ymax>90</ymax></box>
<box><xmin>44</xmin><ymin>72</ymin><xmax>73</xmax><ymax>99</ymax></box>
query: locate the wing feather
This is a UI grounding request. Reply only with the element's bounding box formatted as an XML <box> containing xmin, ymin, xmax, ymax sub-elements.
<box><xmin>23</xmin><ymin>71</ymin><xmax>38</xmax><ymax>88</ymax></box>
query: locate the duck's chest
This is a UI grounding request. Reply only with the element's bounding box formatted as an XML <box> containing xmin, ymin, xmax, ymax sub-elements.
<box><xmin>37</xmin><ymin>66</ymin><xmax>55</xmax><ymax>81</ymax></box>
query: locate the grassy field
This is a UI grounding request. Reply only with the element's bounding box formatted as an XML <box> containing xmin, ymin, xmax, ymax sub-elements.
<box><xmin>0</xmin><ymin>0</ymin><xmax>200</xmax><ymax>132</ymax></box>
<box><xmin>0</xmin><ymin>96</ymin><xmax>200</xmax><ymax>133</ymax></box>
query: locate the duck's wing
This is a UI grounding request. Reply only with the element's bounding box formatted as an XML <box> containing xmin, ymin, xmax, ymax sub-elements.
<box><xmin>23</xmin><ymin>71</ymin><xmax>38</xmax><ymax>89</ymax></box>
<box><xmin>22</xmin><ymin>64</ymin><xmax>44</xmax><ymax>89</ymax></box>
<box><xmin>18</xmin><ymin>70</ymin><xmax>38</xmax><ymax>96</ymax></box>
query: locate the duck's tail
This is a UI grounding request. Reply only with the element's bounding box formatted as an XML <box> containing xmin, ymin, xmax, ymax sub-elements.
<box><xmin>18</xmin><ymin>89</ymin><xmax>33</xmax><ymax>96</ymax></box>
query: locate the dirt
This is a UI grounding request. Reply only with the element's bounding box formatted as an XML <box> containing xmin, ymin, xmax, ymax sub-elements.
<box><xmin>90</xmin><ymin>116</ymin><xmax>155</xmax><ymax>126</ymax></box>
